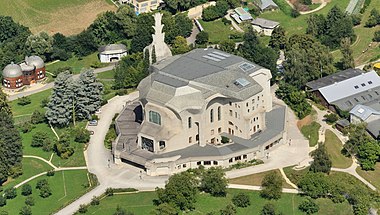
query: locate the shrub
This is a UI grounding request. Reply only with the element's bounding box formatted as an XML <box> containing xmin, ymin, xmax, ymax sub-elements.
<box><xmin>47</xmin><ymin>170</ymin><xmax>55</xmax><ymax>176</ymax></box>
<box><xmin>91</xmin><ymin>196</ymin><xmax>100</xmax><ymax>206</ymax></box>
<box><xmin>36</xmin><ymin>179</ymin><xmax>48</xmax><ymax>189</ymax></box>
<box><xmin>20</xmin><ymin>122</ymin><xmax>34</xmax><ymax>133</ymax></box>
<box><xmin>0</xmin><ymin>196</ymin><xmax>6</xmax><ymax>207</ymax></box>
<box><xmin>19</xmin><ymin>206</ymin><xmax>32</xmax><ymax>215</ymax></box>
<box><xmin>298</xmin><ymin>198</ymin><xmax>319</xmax><ymax>214</ymax></box>
<box><xmin>106</xmin><ymin>187</ymin><xmax>114</xmax><ymax>196</ymax></box>
<box><xmin>291</xmin><ymin>9</ymin><xmax>300</xmax><ymax>18</ymax></box>
<box><xmin>232</xmin><ymin>193</ymin><xmax>251</xmax><ymax>208</ymax></box>
<box><xmin>25</xmin><ymin>196</ymin><xmax>35</xmax><ymax>206</ymax></box>
<box><xmin>261</xmin><ymin>203</ymin><xmax>276</xmax><ymax>215</ymax></box>
<box><xmin>78</xmin><ymin>204</ymin><xmax>88</xmax><ymax>214</ymax></box>
<box><xmin>74</xmin><ymin>128</ymin><xmax>90</xmax><ymax>143</ymax></box>
<box><xmin>351</xmin><ymin>14</ymin><xmax>361</xmax><ymax>26</ymax></box>
<box><xmin>31</xmin><ymin>110</ymin><xmax>45</xmax><ymax>124</ymax></box>
<box><xmin>221</xmin><ymin>136</ymin><xmax>230</xmax><ymax>144</ymax></box>
<box><xmin>4</xmin><ymin>188</ymin><xmax>17</xmax><ymax>199</ymax></box>
<box><xmin>373</xmin><ymin>30</ymin><xmax>380</xmax><ymax>42</ymax></box>
<box><xmin>116</xmin><ymin>89</ymin><xmax>129</xmax><ymax>96</ymax></box>
<box><xmin>9</xmin><ymin>164</ymin><xmax>22</xmax><ymax>178</ymax></box>
<box><xmin>220</xmin><ymin>204</ymin><xmax>236</xmax><ymax>215</ymax></box>
<box><xmin>31</xmin><ymin>131</ymin><xmax>48</xmax><ymax>147</ymax></box>
<box><xmin>324</xmin><ymin>113</ymin><xmax>338</xmax><ymax>124</ymax></box>
<box><xmin>40</xmin><ymin>97</ymin><xmax>49</xmax><ymax>108</ymax></box>
<box><xmin>21</xmin><ymin>184</ymin><xmax>32</xmax><ymax>196</ymax></box>
<box><xmin>17</xmin><ymin>97</ymin><xmax>31</xmax><ymax>106</ymax></box>
<box><xmin>51</xmin><ymin>66</ymin><xmax>73</xmax><ymax>78</ymax></box>
<box><xmin>39</xmin><ymin>185</ymin><xmax>52</xmax><ymax>198</ymax></box>
<box><xmin>221</xmin><ymin>17</ymin><xmax>231</xmax><ymax>25</ymax></box>
<box><xmin>196</xmin><ymin>31</ymin><xmax>209</xmax><ymax>45</ymax></box>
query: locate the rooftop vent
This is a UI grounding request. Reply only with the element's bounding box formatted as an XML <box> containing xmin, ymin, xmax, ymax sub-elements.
<box><xmin>234</xmin><ymin>78</ymin><xmax>250</xmax><ymax>87</ymax></box>
<box><xmin>357</xmin><ymin>108</ymin><xmax>365</xmax><ymax>114</ymax></box>
<box><xmin>239</xmin><ymin>62</ymin><xmax>255</xmax><ymax>72</ymax></box>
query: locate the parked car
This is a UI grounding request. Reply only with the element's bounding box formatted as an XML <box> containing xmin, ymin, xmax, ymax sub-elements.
<box><xmin>88</xmin><ymin>120</ymin><xmax>98</xmax><ymax>126</ymax></box>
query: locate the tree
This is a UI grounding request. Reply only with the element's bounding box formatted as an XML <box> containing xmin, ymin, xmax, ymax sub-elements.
<box><xmin>0</xmin><ymin>89</ymin><xmax>11</xmax><ymax>116</ymax></box>
<box><xmin>238</xmin><ymin>27</ymin><xmax>278</xmax><ymax>79</ymax></box>
<box><xmin>89</xmin><ymin>11</ymin><xmax>124</xmax><ymax>45</ymax></box>
<box><xmin>202</xmin><ymin>0</ymin><xmax>229</xmax><ymax>21</ymax></box>
<box><xmin>0</xmin><ymin>16</ymin><xmax>31</xmax><ymax>44</ymax></box>
<box><xmin>365</xmin><ymin>9</ymin><xmax>380</xmax><ymax>27</ymax></box>
<box><xmin>260</xmin><ymin>171</ymin><xmax>282</xmax><ymax>200</ymax></box>
<box><xmin>72</xmin><ymin>30</ymin><xmax>98</xmax><ymax>57</ymax></box>
<box><xmin>91</xmin><ymin>196</ymin><xmax>100</xmax><ymax>206</ymax></box>
<box><xmin>219</xmin><ymin>40</ymin><xmax>235</xmax><ymax>53</ymax></box>
<box><xmin>171</xmin><ymin>36</ymin><xmax>190</xmax><ymax>55</ymax></box>
<box><xmin>283</xmin><ymin>34</ymin><xmax>335</xmax><ymax>88</ymax></box>
<box><xmin>0</xmin><ymin>196</ymin><xmax>6</xmax><ymax>207</ymax></box>
<box><xmin>21</xmin><ymin>184</ymin><xmax>32</xmax><ymax>196</ymax></box>
<box><xmin>357</xmin><ymin>141</ymin><xmax>380</xmax><ymax>170</ymax></box>
<box><xmin>232</xmin><ymin>193</ymin><xmax>251</xmax><ymax>208</ymax></box>
<box><xmin>174</xmin><ymin>13</ymin><xmax>193</xmax><ymax>38</ymax></box>
<box><xmin>19</xmin><ymin>206</ymin><xmax>32</xmax><ymax>215</ymax></box>
<box><xmin>78</xmin><ymin>204</ymin><xmax>88</xmax><ymax>214</ymax></box>
<box><xmin>152</xmin><ymin>45</ymin><xmax>157</xmax><ymax>64</ymax></box>
<box><xmin>131</xmin><ymin>13</ymin><xmax>154</xmax><ymax>53</ymax></box>
<box><xmin>45</xmin><ymin>71</ymin><xmax>75</xmax><ymax>127</ymax></box>
<box><xmin>36</xmin><ymin>179</ymin><xmax>48</xmax><ymax>189</ymax></box>
<box><xmin>156</xmin><ymin>172</ymin><xmax>198</xmax><ymax>210</ymax></box>
<box><xmin>339</xmin><ymin>37</ymin><xmax>354</xmax><ymax>70</ymax></box>
<box><xmin>17</xmin><ymin>96</ymin><xmax>31</xmax><ymax>106</ymax></box>
<box><xmin>74</xmin><ymin>127</ymin><xmax>91</xmax><ymax>143</ymax></box>
<box><xmin>297</xmin><ymin>172</ymin><xmax>330</xmax><ymax>198</ymax></box>
<box><xmin>310</xmin><ymin>143</ymin><xmax>332</xmax><ymax>174</ymax></box>
<box><xmin>115</xmin><ymin>5</ymin><xmax>137</xmax><ymax>38</ymax></box>
<box><xmin>39</xmin><ymin>184</ymin><xmax>52</xmax><ymax>198</ymax></box>
<box><xmin>25</xmin><ymin>32</ymin><xmax>53</xmax><ymax>61</ymax></box>
<box><xmin>298</xmin><ymin>198</ymin><xmax>319</xmax><ymax>214</ymax></box>
<box><xmin>113</xmin><ymin>205</ymin><xmax>134</xmax><ymax>215</ymax></box>
<box><xmin>31</xmin><ymin>131</ymin><xmax>48</xmax><ymax>147</ymax></box>
<box><xmin>4</xmin><ymin>188</ymin><xmax>17</xmax><ymax>199</ymax></box>
<box><xmin>276</xmin><ymin>82</ymin><xmax>312</xmax><ymax>118</ymax></box>
<box><xmin>196</xmin><ymin>31</ymin><xmax>209</xmax><ymax>45</ymax></box>
<box><xmin>25</xmin><ymin>196</ymin><xmax>35</xmax><ymax>206</ymax></box>
<box><xmin>220</xmin><ymin>204</ymin><xmax>236</xmax><ymax>215</ymax></box>
<box><xmin>261</xmin><ymin>203</ymin><xmax>276</xmax><ymax>215</ymax></box>
<box><xmin>152</xmin><ymin>203</ymin><xmax>178</xmax><ymax>215</ymax></box>
<box><xmin>200</xmin><ymin>167</ymin><xmax>228</xmax><ymax>197</ymax></box>
<box><xmin>269</xmin><ymin>26</ymin><xmax>286</xmax><ymax>50</ymax></box>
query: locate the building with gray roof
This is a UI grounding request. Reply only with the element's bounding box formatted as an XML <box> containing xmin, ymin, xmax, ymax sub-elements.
<box><xmin>99</xmin><ymin>44</ymin><xmax>128</xmax><ymax>63</ymax></box>
<box><xmin>113</xmin><ymin>48</ymin><xmax>287</xmax><ymax>176</ymax></box>
<box><xmin>251</xmin><ymin>18</ymin><xmax>279</xmax><ymax>36</ymax></box>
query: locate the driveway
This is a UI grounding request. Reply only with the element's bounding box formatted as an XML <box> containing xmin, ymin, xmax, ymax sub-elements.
<box><xmin>8</xmin><ymin>64</ymin><xmax>116</xmax><ymax>101</ymax></box>
<box><xmin>55</xmin><ymin>92</ymin><xmax>168</xmax><ymax>215</ymax></box>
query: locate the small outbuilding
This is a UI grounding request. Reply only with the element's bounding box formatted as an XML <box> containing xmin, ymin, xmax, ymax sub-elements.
<box><xmin>251</xmin><ymin>18</ymin><xmax>279</xmax><ymax>36</ymax></box>
<box><xmin>99</xmin><ymin>44</ymin><xmax>128</xmax><ymax>63</ymax></box>
<box><xmin>233</xmin><ymin>7</ymin><xmax>253</xmax><ymax>21</ymax></box>
<box><xmin>254</xmin><ymin>0</ymin><xmax>279</xmax><ymax>11</ymax></box>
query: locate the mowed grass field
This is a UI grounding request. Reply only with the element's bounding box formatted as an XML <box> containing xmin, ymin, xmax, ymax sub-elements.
<box><xmin>0</xmin><ymin>0</ymin><xmax>116</xmax><ymax>35</ymax></box>
<box><xmin>85</xmin><ymin>189</ymin><xmax>353</xmax><ymax>215</ymax></box>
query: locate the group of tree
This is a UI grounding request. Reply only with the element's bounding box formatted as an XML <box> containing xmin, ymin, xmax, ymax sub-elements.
<box><xmin>154</xmin><ymin>167</ymin><xmax>228</xmax><ymax>213</ymax></box>
<box><xmin>0</xmin><ymin>89</ymin><xmax>23</xmax><ymax>185</ymax></box>
<box><xmin>306</xmin><ymin>6</ymin><xmax>356</xmax><ymax>49</ymax></box>
<box><xmin>344</xmin><ymin>123</ymin><xmax>380</xmax><ymax>170</ymax></box>
<box><xmin>202</xmin><ymin>0</ymin><xmax>230</xmax><ymax>21</ymax></box>
<box><xmin>36</xmin><ymin>179</ymin><xmax>52</xmax><ymax>198</ymax></box>
<box><xmin>365</xmin><ymin>9</ymin><xmax>380</xmax><ymax>27</ymax></box>
<box><xmin>45</xmin><ymin>69</ymin><xmax>103</xmax><ymax>127</ymax></box>
<box><xmin>260</xmin><ymin>171</ymin><xmax>283</xmax><ymax>200</ymax></box>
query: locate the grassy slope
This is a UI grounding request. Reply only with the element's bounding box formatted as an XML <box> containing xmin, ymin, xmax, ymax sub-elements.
<box><xmin>198</xmin><ymin>19</ymin><xmax>239</xmax><ymax>44</ymax></box>
<box><xmin>1</xmin><ymin>170</ymin><xmax>90</xmax><ymax>215</ymax></box>
<box><xmin>85</xmin><ymin>189</ymin><xmax>352</xmax><ymax>215</ymax></box>
<box><xmin>228</xmin><ymin>169</ymin><xmax>294</xmax><ymax>188</ymax></box>
<box><xmin>356</xmin><ymin>163</ymin><xmax>380</xmax><ymax>190</ymax></box>
<box><xmin>324</xmin><ymin>130</ymin><xmax>352</xmax><ymax>168</ymax></box>
<box><xmin>300</xmin><ymin>121</ymin><xmax>321</xmax><ymax>147</ymax></box>
<box><xmin>96</xmin><ymin>69</ymin><xmax>115</xmax><ymax>80</ymax></box>
<box><xmin>10</xmin><ymin>89</ymin><xmax>51</xmax><ymax>117</ymax></box>
<box><xmin>45</xmin><ymin>53</ymin><xmax>104</xmax><ymax>75</ymax></box>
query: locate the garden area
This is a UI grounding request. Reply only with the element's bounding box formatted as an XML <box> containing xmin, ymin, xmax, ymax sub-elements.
<box><xmin>229</xmin><ymin>169</ymin><xmax>294</xmax><ymax>188</ymax></box>
<box><xmin>324</xmin><ymin>130</ymin><xmax>352</xmax><ymax>169</ymax></box>
<box><xmin>300</xmin><ymin>121</ymin><xmax>321</xmax><ymax>147</ymax></box>
<box><xmin>356</xmin><ymin>163</ymin><xmax>380</xmax><ymax>190</ymax></box>
<box><xmin>198</xmin><ymin>19</ymin><xmax>242</xmax><ymax>44</ymax></box>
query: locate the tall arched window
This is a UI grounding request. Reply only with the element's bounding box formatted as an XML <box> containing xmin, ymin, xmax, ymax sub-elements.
<box><xmin>149</xmin><ymin>111</ymin><xmax>161</xmax><ymax>125</ymax></box>
<box><xmin>217</xmin><ymin>106</ymin><xmax>221</xmax><ymax>121</ymax></box>
<box><xmin>210</xmin><ymin>109</ymin><xmax>214</xmax><ymax>123</ymax></box>
<box><xmin>188</xmin><ymin>117</ymin><xmax>192</xmax><ymax>128</ymax></box>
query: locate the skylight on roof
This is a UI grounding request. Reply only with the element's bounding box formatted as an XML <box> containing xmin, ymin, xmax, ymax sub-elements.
<box><xmin>239</xmin><ymin>62</ymin><xmax>255</xmax><ymax>72</ymax></box>
<box><xmin>212</xmin><ymin>51</ymin><xmax>230</xmax><ymax>58</ymax></box>
<box><xmin>202</xmin><ymin>55</ymin><xmax>221</xmax><ymax>62</ymax></box>
<box><xmin>207</xmin><ymin>53</ymin><xmax>226</xmax><ymax>60</ymax></box>
<box><xmin>234</xmin><ymin>78</ymin><xmax>250</xmax><ymax>87</ymax></box>
<box><xmin>357</xmin><ymin>108</ymin><xmax>365</xmax><ymax>114</ymax></box>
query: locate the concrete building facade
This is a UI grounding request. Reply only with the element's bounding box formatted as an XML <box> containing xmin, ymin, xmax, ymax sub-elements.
<box><xmin>99</xmin><ymin>44</ymin><xmax>128</xmax><ymax>63</ymax></box>
<box><xmin>113</xmin><ymin>48</ymin><xmax>287</xmax><ymax>176</ymax></box>
<box><xmin>119</xmin><ymin>0</ymin><xmax>162</xmax><ymax>14</ymax></box>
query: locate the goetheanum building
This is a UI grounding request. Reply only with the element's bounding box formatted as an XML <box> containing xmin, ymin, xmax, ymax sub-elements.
<box><xmin>2</xmin><ymin>56</ymin><xmax>46</xmax><ymax>89</ymax></box>
<box><xmin>113</xmin><ymin>48</ymin><xmax>287</xmax><ymax>176</ymax></box>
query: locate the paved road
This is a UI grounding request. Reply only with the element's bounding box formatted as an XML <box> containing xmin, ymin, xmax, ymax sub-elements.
<box><xmin>228</xmin><ymin>184</ymin><xmax>301</xmax><ymax>194</ymax></box>
<box><xmin>55</xmin><ymin>93</ymin><xmax>168</xmax><ymax>215</ymax></box>
<box><xmin>8</xmin><ymin>65</ymin><xmax>116</xmax><ymax>101</ymax></box>
<box><xmin>187</xmin><ymin>23</ymin><xmax>200</xmax><ymax>45</ymax></box>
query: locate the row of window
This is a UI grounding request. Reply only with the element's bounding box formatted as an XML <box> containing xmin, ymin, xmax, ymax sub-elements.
<box><xmin>210</xmin><ymin>107</ymin><xmax>222</xmax><ymax>123</ymax></box>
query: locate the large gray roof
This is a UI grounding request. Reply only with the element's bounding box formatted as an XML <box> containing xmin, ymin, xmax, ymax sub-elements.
<box><xmin>138</xmin><ymin>48</ymin><xmax>267</xmax><ymax>112</ymax></box>
<box><xmin>331</xmin><ymin>85</ymin><xmax>380</xmax><ymax>111</ymax></box>
<box><xmin>3</xmin><ymin>63</ymin><xmax>23</xmax><ymax>78</ymax></box>
<box><xmin>251</xmin><ymin>18</ymin><xmax>279</xmax><ymax>29</ymax></box>
<box><xmin>256</xmin><ymin>0</ymin><xmax>278</xmax><ymax>10</ymax></box>
<box><xmin>99</xmin><ymin>44</ymin><xmax>127</xmax><ymax>54</ymax></box>
<box><xmin>350</xmin><ymin>104</ymin><xmax>380</xmax><ymax>121</ymax></box>
<box><xmin>306</xmin><ymin>68</ymin><xmax>363</xmax><ymax>91</ymax></box>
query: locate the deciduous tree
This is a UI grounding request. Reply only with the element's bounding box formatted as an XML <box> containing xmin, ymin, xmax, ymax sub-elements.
<box><xmin>310</xmin><ymin>143</ymin><xmax>332</xmax><ymax>174</ymax></box>
<box><xmin>260</xmin><ymin>171</ymin><xmax>282</xmax><ymax>200</ymax></box>
<box><xmin>339</xmin><ymin>37</ymin><xmax>355</xmax><ymax>70</ymax></box>
<box><xmin>200</xmin><ymin>167</ymin><xmax>228</xmax><ymax>197</ymax></box>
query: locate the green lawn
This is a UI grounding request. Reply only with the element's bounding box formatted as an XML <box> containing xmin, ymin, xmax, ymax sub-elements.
<box><xmin>324</xmin><ymin>130</ymin><xmax>352</xmax><ymax>168</ymax></box>
<box><xmin>96</xmin><ymin>69</ymin><xmax>115</xmax><ymax>80</ymax></box>
<box><xmin>198</xmin><ymin>19</ymin><xmax>239</xmax><ymax>44</ymax></box>
<box><xmin>356</xmin><ymin>163</ymin><xmax>380</xmax><ymax>190</ymax></box>
<box><xmin>84</xmin><ymin>189</ymin><xmax>352</xmax><ymax>215</ymax></box>
<box><xmin>0</xmin><ymin>0</ymin><xmax>115</xmax><ymax>35</ymax></box>
<box><xmin>10</xmin><ymin>89</ymin><xmax>51</xmax><ymax>117</ymax></box>
<box><xmin>229</xmin><ymin>169</ymin><xmax>294</xmax><ymax>188</ymax></box>
<box><xmin>259</xmin><ymin>0</ymin><xmax>350</xmax><ymax>36</ymax></box>
<box><xmin>1</xmin><ymin>157</ymin><xmax>52</xmax><ymax>191</ymax></box>
<box><xmin>46</xmin><ymin>53</ymin><xmax>108</xmax><ymax>75</ymax></box>
<box><xmin>283</xmin><ymin>165</ymin><xmax>309</xmax><ymax>185</ymax></box>
<box><xmin>0</xmin><ymin>170</ymin><xmax>91</xmax><ymax>215</ymax></box>
<box><xmin>300</xmin><ymin>121</ymin><xmax>321</xmax><ymax>147</ymax></box>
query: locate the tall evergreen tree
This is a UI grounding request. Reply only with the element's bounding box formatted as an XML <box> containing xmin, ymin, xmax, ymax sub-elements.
<box><xmin>45</xmin><ymin>71</ymin><xmax>75</xmax><ymax>127</ymax></box>
<box><xmin>339</xmin><ymin>37</ymin><xmax>355</xmax><ymax>70</ymax></box>
<box><xmin>269</xmin><ymin>26</ymin><xmax>286</xmax><ymax>50</ymax></box>
<box><xmin>0</xmin><ymin>90</ymin><xmax>22</xmax><ymax>184</ymax></box>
